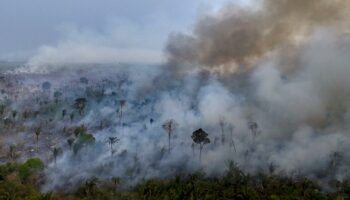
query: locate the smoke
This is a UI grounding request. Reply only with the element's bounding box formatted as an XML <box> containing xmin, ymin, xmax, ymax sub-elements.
<box><xmin>15</xmin><ymin>21</ymin><xmax>164</xmax><ymax>74</ymax></box>
<box><xmin>166</xmin><ymin>0</ymin><xmax>350</xmax><ymax>74</ymax></box>
<box><xmin>2</xmin><ymin>0</ymin><xmax>350</xmax><ymax>192</ymax></box>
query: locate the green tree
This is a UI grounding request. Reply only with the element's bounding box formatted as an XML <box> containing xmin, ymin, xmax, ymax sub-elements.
<box><xmin>191</xmin><ymin>128</ymin><xmax>210</xmax><ymax>162</ymax></box>
<box><xmin>34</xmin><ymin>127</ymin><xmax>41</xmax><ymax>153</ymax></box>
<box><xmin>18</xmin><ymin>158</ymin><xmax>44</xmax><ymax>180</ymax></box>
<box><xmin>85</xmin><ymin>177</ymin><xmax>99</xmax><ymax>197</ymax></box>
<box><xmin>74</xmin><ymin>98</ymin><xmax>87</xmax><ymax>116</ymax></box>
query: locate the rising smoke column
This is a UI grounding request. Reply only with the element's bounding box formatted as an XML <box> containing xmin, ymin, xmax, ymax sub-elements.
<box><xmin>166</xmin><ymin>0</ymin><xmax>350</xmax><ymax>74</ymax></box>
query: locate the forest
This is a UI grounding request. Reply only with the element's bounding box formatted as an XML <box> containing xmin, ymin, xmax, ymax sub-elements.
<box><xmin>0</xmin><ymin>63</ymin><xmax>350</xmax><ymax>199</ymax></box>
<box><xmin>2</xmin><ymin>0</ymin><xmax>350</xmax><ymax>199</ymax></box>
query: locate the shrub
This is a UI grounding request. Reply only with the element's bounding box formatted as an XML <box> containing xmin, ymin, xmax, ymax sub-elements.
<box><xmin>18</xmin><ymin>158</ymin><xmax>44</xmax><ymax>180</ymax></box>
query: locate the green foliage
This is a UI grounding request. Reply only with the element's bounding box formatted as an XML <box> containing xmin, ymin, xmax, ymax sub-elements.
<box><xmin>80</xmin><ymin>77</ymin><xmax>89</xmax><ymax>84</ymax></box>
<box><xmin>0</xmin><ymin>159</ymin><xmax>46</xmax><ymax>200</ymax></box>
<box><xmin>78</xmin><ymin>133</ymin><xmax>95</xmax><ymax>144</ymax></box>
<box><xmin>1</xmin><ymin>160</ymin><xmax>350</xmax><ymax>199</ymax></box>
<box><xmin>191</xmin><ymin>128</ymin><xmax>210</xmax><ymax>161</ymax></box>
<box><xmin>73</xmin><ymin>98</ymin><xmax>87</xmax><ymax>115</ymax></box>
<box><xmin>72</xmin><ymin>128</ymin><xmax>96</xmax><ymax>154</ymax></box>
<box><xmin>0</xmin><ymin>162</ymin><xmax>18</xmax><ymax>181</ymax></box>
<box><xmin>191</xmin><ymin>128</ymin><xmax>210</xmax><ymax>145</ymax></box>
<box><xmin>74</xmin><ymin>126</ymin><xmax>86</xmax><ymax>137</ymax></box>
<box><xmin>18</xmin><ymin>158</ymin><xmax>44</xmax><ymax>180</ymax></box>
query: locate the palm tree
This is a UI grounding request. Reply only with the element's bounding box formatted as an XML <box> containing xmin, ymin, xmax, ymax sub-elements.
<box><xmin>52</xmin><ymin>147</ymin><xmax>60</xmax><ymax>165</ymax></box>
<box><xmin>12</xmin><ymin>110</ymin><xmax>17</xmax><ymax>120</ymax></box>
<box><xmin>0</xmin><ymin>104</ymin><xmax>4</xmax><ymax>116</ymax></box>
<box><xmin>228</xmin><ymin>124</ymin><xmax>236</xmax><ymax>152</ymax></box>
<box><xmin>108</xmin><ymin>137</ymin><xmax>120</xmax><ymax>156</ymax></box>
<box><xmin>62</xmin><ymin>109</ymin><xmax>66</xmax><ymax>119</ymax></box>
<box><xmin>162</xmin><ymin>119</ymin><xmax>178</xmax><ymax>153</ymax></box>
<box><xmin>67</xmin><ymin>138</ymin><xmax>75</xmax><ymax>150</ymax></box>
<box><xmin>34</xmin><ymin>127</ymin><xmax>41</xmax><ymax>153</ymax></box>
<box><xmin>191</xmin><ymin>128</ymin><xmax>210</xmax><ymax>162</ymax></box>
<box><xmin>70</xmin><ymin>113</ymin><xmax>75</xmax><ymax>123</ymax></box>
<box><xmin>118</xmin><ymin>100</ymin><xmax>126</xmax><ymax>126</ymax></box>
<box><xmin>219</xmin><ymin>118</ymin><xmax>226</xmax><ymax>145</ymax></box>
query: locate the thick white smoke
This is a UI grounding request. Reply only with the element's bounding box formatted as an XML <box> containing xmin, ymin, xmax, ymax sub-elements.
<box><xmin>2</xmin><ymin>0</ymin><xmax>350</xmax><ymax>192</ymax></box>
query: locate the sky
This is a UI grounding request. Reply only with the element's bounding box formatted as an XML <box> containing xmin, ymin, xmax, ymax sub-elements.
<box><xmin>0</xmin><ymin>0</ymin><xmax>236</xmax><ymax>63</ymax></box>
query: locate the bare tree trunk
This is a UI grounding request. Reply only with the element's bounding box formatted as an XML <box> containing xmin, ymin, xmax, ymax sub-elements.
<box><xmin>191</xmin><ymin>144</ymin><xmax>195</xmax><ymax>156</ymax></box>
<box><xmin>110</xmin><ymin>143</ymin><xmax>113</xmax><ymax>156</ymax></box>
<box><xmin>199</xmin><ymin>144</ymin><xmax>203</xmax><ymax>162</ymax></box>
<box><xmin>168</xmin><ymin>131</ymin><xmax>171</xmax><ymax>153</ymax></box>
<box><xmin>36</xmin><ymin>136</ymin><xmax>39</xmax><ymax>153</ymax></box>
<box><xmin>221</xmin><ymin>126</ymin><xmax>225</xmax><ymax>145</ymax></box>
<box><xmin>119</xmin><ymin>105</ymin><xmax>123</xmax><ymax>126</ymax></box>
<box><xmin>230</xmin><ymin>128</ymin><xmax>237</xmax><ymax>152</ymax></box>
<box><xmin>232</xmin><ymin>141</ymin><xmax>237</xmax><ymax>152</ymax></box>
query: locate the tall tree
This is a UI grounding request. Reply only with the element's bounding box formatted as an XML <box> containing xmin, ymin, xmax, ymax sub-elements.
<box><xmin>85</xmin><ymin>177</ymin><xmax>99</xmax><ymax>197</ymax></box>
<box><xmin>74</xmin><ymin>98</ymin><xmax>87</xmax><ymax>116</ymax></box>
<box><xmin>0</xmin><ymin>104</ymin><xmax>4</xmax><ymax>116</ymax></box>
<box><xmin>191</xmin><ymin>128</ymin><xmax>210</xmax><ymax>162</ymax></box>
<box><xmin>8</xmin><ymin>144</ymin><xmax>17</xmax><ymax>161</ymax></box>
<box><xmin>162</xmin><ymin>119</ymin><xmax>178</xmax><ymax>153</ymax></box>
<box><xmin>111</xmin><ymin>177</ymin><xmax>120</xmax><ymax>192</ymax></box>
<box><xmin>248</xmin><ymin>121</ymin><xmax>260</xmax><ymax>137</ymax></box>
<box><xmin>52</xmin><ymin>147</ymin><xmax>61</xmax><ymax>165</ymax></box>
<box><xmin>62</xmin><ymin>109</ymin><xmax>66</xmax><ymax>119</ymax></box>
<box><xmin>108</xmin><ymin>137</ymin><xmax>120</xmax><ymax>156</ymax></box>
<box><xmin>191</xmin><ymin>143</ymin><xmax>195</xmax><ymax>156</ymax></box>
<box><xmin>219</xmin><ymin>118</ymin><xmax>226</xmax><ymax>145</ymax></box>
<box><xmin>70</xmin><ymin>113</ymin><xmax>75</xmax><ymax>123</ymax></box>
<box><xmin>42</xmin><ymin>81</ymin><xmax>51</xmax><ymax>91</ymax></box>
<box><xmin>12</xmin><ymin>110</ymin><xmax>17</xmax><ymax>120</ymax></box>
<box><xmin>34</xmin><ymin>127</ymin><xmax>41</xmax><ymax>153</ymax></box>
<box><xmin>67</xmin><ymin>138</ymin><xmax>75</xmax><ymax>150</ymax></box>
<box><xmin>330</xmin><ymin>151</ymin><xmax>342</xmax><ymax>170</ymax></box>
<box><xmin>228</xmin><ymin>124</ymin><xmax>236</xmax><ymax>152</ymax></box>
<box><xmin>54</xmin><ymin>91</ymin><xmax>62</xmax><ymax>104</ymax></box>
<box><xmin>118</xmin><ymin>100</ymin><xmax>126</xmax><ymax>126</ymax></box>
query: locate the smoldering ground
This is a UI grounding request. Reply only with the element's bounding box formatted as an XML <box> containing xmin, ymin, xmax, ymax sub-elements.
<box><xmin>2</xmin><ymin>0</ymin><xmax>350</xmax><ymax>192</ymax></box>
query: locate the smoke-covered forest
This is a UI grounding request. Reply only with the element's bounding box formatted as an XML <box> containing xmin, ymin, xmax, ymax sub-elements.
<box><xmin>2</xmin><ymin>0</ymin><xmax>350</xmax><ymax>199</ymax></box>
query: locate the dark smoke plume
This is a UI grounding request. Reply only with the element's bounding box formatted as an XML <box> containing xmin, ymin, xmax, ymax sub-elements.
<box><xmin>166</xmin><ymin>0</ymin><xmax>350</xmax><ymax>73</ymax></box>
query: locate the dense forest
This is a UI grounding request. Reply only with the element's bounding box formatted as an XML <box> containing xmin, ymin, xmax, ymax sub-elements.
<box><xmin>1</xmin><ymin>158</ymin><xmax>350</xmax><ymax>199</ymax></box>
<box><xmin>0</xmin><ymin>64</ymin><xmax>350</xmax><ymax>199</ymax></box>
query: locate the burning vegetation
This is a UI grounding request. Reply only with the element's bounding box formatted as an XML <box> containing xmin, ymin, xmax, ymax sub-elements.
<box><xmin>2</xmin><ymin>0</ymin><xmax>350</xmax><ymax>199</ymax></box>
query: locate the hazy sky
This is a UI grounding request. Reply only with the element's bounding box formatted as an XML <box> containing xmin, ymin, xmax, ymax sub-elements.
<box><xmin>0</xmin><ymin>0</ymin><xmax>236</xmax><ymax>62</ymax></box>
